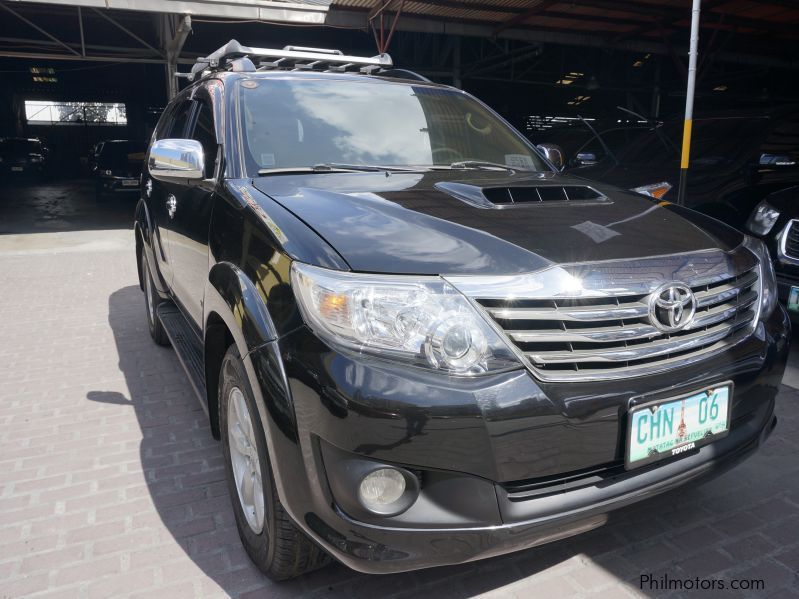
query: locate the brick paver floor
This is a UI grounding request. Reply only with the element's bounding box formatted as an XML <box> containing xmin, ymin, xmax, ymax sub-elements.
<box><xmin>1</xmin><ymin>227</ymin><xmax>798</xmax><ymax>598</ymax></box>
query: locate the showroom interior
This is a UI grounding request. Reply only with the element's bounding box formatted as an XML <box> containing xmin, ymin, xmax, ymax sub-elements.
<box><xmin>1</xmin><ymin>0</ymin><xmax>799</xmax><ymax>597</ymax></box>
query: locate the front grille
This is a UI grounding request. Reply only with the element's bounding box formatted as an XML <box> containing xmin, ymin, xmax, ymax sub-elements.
<box><xmin>784</xmin><ymin>221</ymin><xmax>799</xmax><ymax>259</ymax></box>
<box><xmin>477</xmin><ymin>268</ymin><xmax>759</xmax><ymax>381</ymax></box>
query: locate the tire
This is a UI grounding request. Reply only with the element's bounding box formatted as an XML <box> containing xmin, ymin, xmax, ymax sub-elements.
<box><xmin>141</xmin><ymin>248</ymin><xmax>170</xmax><ymax>346</ymax></box>
<box><xmin>219</xmin><ymin>345</ymin><xmax>330</xmax><ymax>580</ymax></box>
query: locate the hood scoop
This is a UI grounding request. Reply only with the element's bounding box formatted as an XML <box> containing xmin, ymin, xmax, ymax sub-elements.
<box><xmin>435</xmin><ymin>181</ymin><xmax>606</xmax><ymax>208</ymax></box>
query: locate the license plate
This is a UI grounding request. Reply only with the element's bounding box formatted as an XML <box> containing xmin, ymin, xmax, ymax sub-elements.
<box><xmin>626</xmin><ymin>384</ymin><xmax>731</xmax><ymax>469</ymax></box>
<box><xmin>11</xmin><ymin>166</ymin><xmax>23</xmax><ymax>172</ymax></box>
<box><xmin>788</xmin><ymin>286</ymin><xmax>799</xmax><ymax>312</ymax></box>
<box><xmin>122</xmin><ymin>179</ymin><xmax>138</xmax><ymax>187</ymax></box>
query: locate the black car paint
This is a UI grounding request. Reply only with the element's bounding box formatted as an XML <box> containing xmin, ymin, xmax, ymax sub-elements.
<box><xmin>251</xmin><ymin>170</ymin><xmax>745</xmax><ymax>274</ymax></box>
<box><xmin>135</xmin><ymin>70</ymin><xmax>789</xmax><ymax>574</ymax></box>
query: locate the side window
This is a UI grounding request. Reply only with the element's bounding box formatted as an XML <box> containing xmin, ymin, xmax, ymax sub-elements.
<box><xmin>166</xmin><ymin>101</ymin><xmax>194</xmax><ymax>139</ymax></box>
<box><xmin>188</xmin><ymin>101</ymin><xmax>218</xmax><ymax>177</ymax></box>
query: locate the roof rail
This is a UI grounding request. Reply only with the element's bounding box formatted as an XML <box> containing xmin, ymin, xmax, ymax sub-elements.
<box><xmin>189</xmin><ymin>39</ymin><xmax>393</xmax><ymax>80</ymax></box>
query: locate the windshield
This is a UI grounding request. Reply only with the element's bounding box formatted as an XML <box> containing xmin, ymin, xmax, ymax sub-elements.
<box><xmin>238</xmin><ymin>78</ymin><xmax>547</xmax><ymax>174</ymax></box>
<box><xmin>98</xmin><ymin>141</ymin><xmax>146</xmax><ymax>167</ymax></box>
<box><xmin>0</xmin><ymin>138</ymin><xmax>42</xmax><ymax>157</ymax></box>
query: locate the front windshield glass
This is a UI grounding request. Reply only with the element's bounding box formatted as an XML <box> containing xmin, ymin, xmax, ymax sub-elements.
<box><xmin>238</xmin><ymin>78</ymin><xmax>547</xmax><ymax>174</ymax></box>
<box><xmin>98</xmin><ymin>141</ymin><xmax>146</xmax><ymax>167</ymax></box>
<box><xmin>0</xmin><ymin>138</ymin><xmax>41</xmax><ymax>156</ymax></box>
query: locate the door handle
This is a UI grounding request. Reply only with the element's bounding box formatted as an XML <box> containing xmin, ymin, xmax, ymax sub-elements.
<box><xmin>166</xmin><ymin>194</ymin><xmax>177</xmax><ymax>219</ymax></box>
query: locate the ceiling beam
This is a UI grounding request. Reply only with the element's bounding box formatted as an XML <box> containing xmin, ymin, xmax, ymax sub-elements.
<box><xmin>90</xmin><ymin>8</ymin><xmax>164</xmax><ymax>57</ymax></box>
<box><xmin>326</xmin><ymin>9</ymin><xmax>799</xmax><ymax>70</ymax></box>
<box><xmin>0</xmin><ymin>50</ymin><xmax>195</xmax><ymax>64</ymax></box>
<box><xmin>10</xmin><ymin>0</ymin><xmax>329</xmax><ymax>24</ymax></box>
<box><xmin>0</xmin><ymin>2</ymin><xmax>81</xmax><ymax>56</ymax></box>
<box><xmin>493</xmin><ymin>0</ymin><xmax>558</xmax><ymax>36</ymax></box>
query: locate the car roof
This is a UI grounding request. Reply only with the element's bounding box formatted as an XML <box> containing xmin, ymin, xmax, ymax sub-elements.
<box><xmin>206</xmin><ymin>69</ymin><xmax>452</xmax><ymax>89</ymax></box>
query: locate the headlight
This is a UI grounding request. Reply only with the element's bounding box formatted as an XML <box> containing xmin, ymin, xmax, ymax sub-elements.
<box><xmin>291</xmin><ymin>263</ymin><xmax>519</xmax><ymax>375</ymax></box>
<box><xmin>632</xmin><ymin>181</ymin><xmax>672</xmax><ymax>199</ymax></box>
<box><xmin>743</xmin><ymin>236</ymin><xmax>777</xmax><ymax>319</ymax></box>
<box><xmin>746</xmin><ymin>200</ymin><xmax>780</xmax><ymax>236</ymax></box>
<box><xmin>102</xmin><ymin>169</ymin><xmax>113</xmax><ymax>176</ymax></box>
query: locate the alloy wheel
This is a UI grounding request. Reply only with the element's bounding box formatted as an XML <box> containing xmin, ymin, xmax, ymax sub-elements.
<box><xmin>227</xmin><ymin>386</ymin><xmax>265</xmax><ymax>533</ymax></box>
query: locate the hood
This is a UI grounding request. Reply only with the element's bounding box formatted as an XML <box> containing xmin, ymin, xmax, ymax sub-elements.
<box><xmin>252</xmin><ymin>170</ymin><xmax>742</xmax><ymax>275</ymax></box>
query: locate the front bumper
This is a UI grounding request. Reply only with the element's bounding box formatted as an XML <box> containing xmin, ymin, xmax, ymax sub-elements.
<box><xmin>245</xmin><ymin>305</ymin><xmax>789</xmax><ymax>574</ymax></box>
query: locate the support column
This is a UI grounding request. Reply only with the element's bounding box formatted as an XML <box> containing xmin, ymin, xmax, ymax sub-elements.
<box><xmin>677</xmin><ymin>0</ymin><xmax>701</xmax><ymax>206</ymax></box>
<box><xmin>162</xmin><ymin>15</ymin><xmax>192</xmax><ymax>101</ymax></box>
<box><xmin>453</xmin><ymin>37</ymin><xmax>461</xmax><ymax>89</ymax></box>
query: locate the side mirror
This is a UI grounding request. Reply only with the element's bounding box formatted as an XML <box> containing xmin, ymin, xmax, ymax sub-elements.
<box><xmin>537</xmin><ymin>143</ymin><xmax>565</xmax><ymax>170</ymax></box>
<box><xmin>148</xmin><ymin>138</ymin><xmax>204</xmax><ymax>182</ymax></box>
<box><xmin>574</xmin><ymin>152</ymin><xmax>598</xmax><ymax>167</ymax></box>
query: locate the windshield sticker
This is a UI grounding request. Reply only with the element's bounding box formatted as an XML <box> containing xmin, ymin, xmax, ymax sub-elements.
<box><xmin>260</xmin><ymin>153</ymin><xmax>276</xmax><ymax>167</ymax></box>
<box><xmin>504</xmin><ymin>154</ymin><xmax>536</xmax><ymax>169</ymax></box>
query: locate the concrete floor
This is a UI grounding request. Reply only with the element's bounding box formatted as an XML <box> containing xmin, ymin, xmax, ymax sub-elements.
<box><xmin>1</xmin><ymin>179</ymin><xmax>798</xmax><ymax>598</ymax></box>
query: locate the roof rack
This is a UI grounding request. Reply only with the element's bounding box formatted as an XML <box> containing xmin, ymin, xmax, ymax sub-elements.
<box><xmin>188</xmin><ymin>39</ymin><xmax>393</xmax><ymax>81</ymax></box>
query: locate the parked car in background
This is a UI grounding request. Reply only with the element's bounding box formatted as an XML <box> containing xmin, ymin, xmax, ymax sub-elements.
<box><xmin>537</xmin><ymin>108</ymin><xmax>799</xmax><ymax>227</ymax></box>
<box><xmin>0</xmin><ymin>137</ymin><xmax>49</xmax><ymax>179</ymax></box>
<box><xmin>136</xmin><ymin>40</ymin><xmax>788</xmax><ymax>581</ymax></box>
<box><xmin>745</xmin><ymin>185</ymin><xmax>799</xmax><ymax>323</ymax></box>
<box><xmin>92</xmin><ymin>139</ymin><xmax>146</xmax><ymax>198</ymax></box>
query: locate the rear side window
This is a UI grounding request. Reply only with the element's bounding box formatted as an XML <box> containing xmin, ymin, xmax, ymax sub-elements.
<box><xmin>189</xmin><ymin>102</ymin><xmax>218</xmax><ymax>177</ymax></box>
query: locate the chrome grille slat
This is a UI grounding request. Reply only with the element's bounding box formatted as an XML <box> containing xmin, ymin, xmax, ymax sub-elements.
<box><xmin>695</xmin><ymin>271</ymin><xmax>758</xmax><ymax>307</ymax></box>
<box><xmin>783</xmin><ymin>220</ymin><xmax>799</xmax><ymax>260</ymax></box>
<box><xmin>688</xmin><ymin>290</ymin><xmax>758</xmax><ymax>329</ymax></box>
<box><xmin>469</xmin><ymin>253</ymin><xmax>760</xmax><ymax>381</ymax></box>
<box><xmin>508</xmin><ymin>323</ymin><xmax>659</xmax><ymax>343</ymax></box>
<box><xmin>486</xmin><ymin>302</ymin><xmax>649</xmax><ymax>321</ymax></box>
<box><xmin>526</xmin><ymin>312</ymin><xmax>752</xmax><ymax>364</ymax></box>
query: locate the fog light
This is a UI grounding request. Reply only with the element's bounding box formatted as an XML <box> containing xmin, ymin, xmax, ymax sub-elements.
<box><xmin>358</xmin><ymin>468</ymin><xmax>406</xmax><ymax>513</ymax></box>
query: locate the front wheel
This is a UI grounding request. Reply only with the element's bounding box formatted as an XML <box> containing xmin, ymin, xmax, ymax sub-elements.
<box><xmin>219</xmin><ymin>345</ymin><xmax>330</xmax><ymax>580</ymax></box>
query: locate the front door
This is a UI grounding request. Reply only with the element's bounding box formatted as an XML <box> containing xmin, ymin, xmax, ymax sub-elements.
<box><xmin>164</xmin><ymin>95</ymin><xmax>219</xmax><ymax>332</ymax></box>
<box><xmin>146</xmin><ymin>99</ymin><xmax>195</xmax><ymax>290</ymax></box>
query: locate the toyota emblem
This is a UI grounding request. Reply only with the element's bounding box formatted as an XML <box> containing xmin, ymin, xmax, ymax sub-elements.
<box><xmin>649</xmin><ymin>283</ymin><xmax>697</xmax><ymax>332</ymax></box>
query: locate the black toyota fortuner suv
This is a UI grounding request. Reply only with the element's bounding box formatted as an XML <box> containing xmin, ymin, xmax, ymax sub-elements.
<box><xmin>135</xmin><ymin>41</ymin><xmax>790</xmax><ymax>580</ymax></box>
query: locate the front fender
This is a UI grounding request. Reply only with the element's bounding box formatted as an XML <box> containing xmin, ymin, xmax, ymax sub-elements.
<box><xmin>206</xmin><ymin>261</ymin><xmax>278</xmax><ymax>352</ymax></box>
<box><xmin>204</xmin><ymin>261</ymin><xmax>298</xmax><ymax>442</ymax></box>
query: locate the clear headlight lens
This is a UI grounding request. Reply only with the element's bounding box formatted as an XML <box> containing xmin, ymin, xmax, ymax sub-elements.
<box><xmin>632</xmin><ymin>181</ymin><xmax>672</xmax><ymax>199</ymax></box>
<box><xmin>291</xmin><ymin>263</ymin><xmax>519</xmax><ymax>375</ymax></box>
<box><xmin>746</xmin><ymin>200</ymin><xmax>780</xmax><ymax>236</ymax></box>
<box><xmin>743</xmin><ymin>236</ymin><xmax>777</xmax><ymax>319</ymax></box>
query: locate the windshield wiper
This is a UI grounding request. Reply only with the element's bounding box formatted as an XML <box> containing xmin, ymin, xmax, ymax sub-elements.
<box><xmin>257</xmin><ymin>163</ymin><xmax>424</xmax><ymax>176</ymax></box>
<box><xmin>448</xmin><ymin>160</ymin><xmax>517</xmax><ymax>172</ymax></box>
